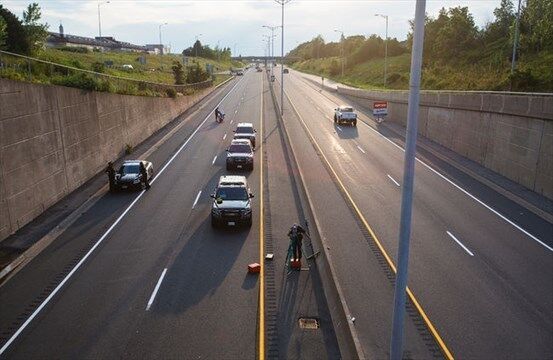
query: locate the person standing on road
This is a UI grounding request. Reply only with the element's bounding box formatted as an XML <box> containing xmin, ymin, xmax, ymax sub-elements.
<box><xmin>288</xmin><ymin>223</ymin><xmax>306</xmax><ymax>266</ymax></box>
<box><xmin>215</xmin><ymin>107</ymin><xmax>221</xmax><ymax>122</ymax></box>
<box><xmin>105</xmin><ymin>161</ymin><xmax>116</xmax><ymax>192</ymax></box>
<box><xmin>139</xmin><ymin>162</ymin><xmax>150</xmax><ymax>190</ymax></box>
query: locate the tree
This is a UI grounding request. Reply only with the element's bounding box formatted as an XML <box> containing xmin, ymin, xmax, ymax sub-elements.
<box><xmin>0</xmin><ymin>5</ymin><xmax>31</xmax><ymax>54</ymax></box>
<box><xmin>22</xmin><ymin>3</ymin><xmax>48</xmax><ymax>54</ymax></box>
<box><xmin>185</xmin><ymin>61</ymin><xmax>209</xmax><ymax>84</ymax></box>
<box><xmin>520</xmin><ymin>0</ymin><xmax>553</xmax><ymax>52</ymax></box>
<box><xmin>171</xmin><ymin>60</ymin><xmax>185</xmax><ymax>84</ymax></box>
<box><xmin>0</xmin><ymin>14</ymin><xmax>7</xmax><ymax>50</ymax></box>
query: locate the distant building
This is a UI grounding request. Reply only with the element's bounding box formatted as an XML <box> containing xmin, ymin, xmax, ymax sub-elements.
<box><xmin>46</xmin><ymin>24</ymin><xmax>148</xmax><ymax>53</ymax></box>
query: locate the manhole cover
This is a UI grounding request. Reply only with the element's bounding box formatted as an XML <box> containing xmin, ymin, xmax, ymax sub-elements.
<box><xmin>298</xmin><ymin>317</ymin><xmax>319</xmax><ymax>329</ymax></box>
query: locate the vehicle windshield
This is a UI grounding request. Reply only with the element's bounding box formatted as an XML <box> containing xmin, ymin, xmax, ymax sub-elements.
<box><xmin>229</xmin><ymin>144</ymin><xmax>252</xmax><ymax>153</ymax></box>
<box><xmin>341</xmin><ymin>107</ymin><xmax>353</xmax><ymax>112</ymax></box>
<box><xmin>236</xmin><ymin>126</ymin><xmax>254</xmax><ymax>134</ymax></box>
<box><xmin>119</xmin><ymin>164</ymin><xmax>140</xmax><ymax>175</ymax></box>
<box><xmin>215</xmin><ymin>187</ymin><xmax>249</xmax><ymax>201</ymax></box>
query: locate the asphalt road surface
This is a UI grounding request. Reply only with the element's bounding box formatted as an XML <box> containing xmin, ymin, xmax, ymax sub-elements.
<box><xmin>273</xmin><ymin>69</ymin><xmax>553</xmax><ymax>359</ymax></box>
<box><xmin>0</xmin><ymin>70</ymin><xmax>339</xmax><ymax>359</ymax></box>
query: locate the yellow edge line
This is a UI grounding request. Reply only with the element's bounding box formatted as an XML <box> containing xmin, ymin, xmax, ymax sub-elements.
<box><xmin>258</xmin><ymin>74</ymin><xmax>265</xmax><ymax>360</ymax></box>
<box><xmin>283</xmin><ymin>87</ymin><xmax>454</xmax><ymax>360</ymax></box>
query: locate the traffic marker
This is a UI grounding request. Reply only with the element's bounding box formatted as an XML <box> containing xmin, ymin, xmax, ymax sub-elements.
<box><xmin>248</xmin><ymin>263</ymin><xmax>261</xmax><ymax>273</ymax></box>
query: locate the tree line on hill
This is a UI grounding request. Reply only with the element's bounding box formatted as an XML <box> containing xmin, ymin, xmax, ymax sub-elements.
<box><xmin>287</xmin><ymin>0</ymin><xmax>552</xmax><ymax>86</ymax></box>
<box><xmin>182</xmin><ymin>40</ymin><xmax>232</xmax><ymax>62</ymax></box>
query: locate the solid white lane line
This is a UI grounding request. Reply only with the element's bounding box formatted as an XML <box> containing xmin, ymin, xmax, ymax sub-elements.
<box><xmin>447</xmin><ymin>231</ymin><xmax>475</xmax><ymax>256</ymax></box>
<box><xmin>192</xmin><ymin>190</ymin><xmax>202</xmax><ymax>209</ymax></box>
<box><xmin>223</xmin><ymin>133</ymin><xmax>227</xmax><ymax>140</ymax></box>
<box><xmin>212</xmin><ymin>155</ymin><xmax>217</xmax><ymax>165</ymax></box>
<box><xmin>358</xmin><ymin>121</ymin><xmax>552</xmax><ymax>252</ymax></box>
<box><xmin>146</xmin><ymin>268</ymin><xmax>167</xmax><ymax>311</ymax></box>
<box><xmin>387</xmin><ymin>174</ymin><xmax>400</xmax><ymax>187</ymax></box>
<box><xmin>0</xmin><ymin>76</ymin><xmax>246</xmax><ymax>357</ymax></box>
<box><xmin>357</xmin><ymin>145</ymin><xmax>366</xmax><ymax>154</ymax></box>
<box><xmin>230</xmin><ymin>119</ymin><xmax>234</xmax><ymax>124</ymax></box>
<box><xmin>336</xmin><ymin>126</ymin><xmax>343</xmax><ymax>132</ymax></box>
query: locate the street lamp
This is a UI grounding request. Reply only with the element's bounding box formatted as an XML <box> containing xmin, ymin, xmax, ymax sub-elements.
<box><xmin>334</xmin><ymin>29</ymin><xmax>345</xmax><ymax>77</ymax></box>
<box><xmin>97</xmin><ymin>1</ymin><xmax>110</xmax><ymax>37</ymax></box>
<box><xmin>195</xmin><ymin>34</ymin><xmax>202</xmax><ymax>57</ymax></box>
<box><xmin>159</xmin><ymin>22</ymin><xmax>168</xmax><ymax>55</ymax></box>
<box><xmin>375</xmin><ymin>13</ymin><xmax>389</xmax><ymax>88</ymax></box>
<box><xmin>263</xmin><ymin>25</ymin><xmax>281</xmax><ymax>77</ymax></box>
<box><xmin>274</xmin><ymin>0</ymin><xmax>291</xmax><ymax>116</ymax></box>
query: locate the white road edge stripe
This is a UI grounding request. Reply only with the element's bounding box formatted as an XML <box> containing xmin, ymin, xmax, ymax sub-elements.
<box><xmin>0</xmin><ymin>75</ymin><xmax>245</xmax><ymax>356</ymax></box>
<box><xmin>146</xmin><ymin>268</ymin><xmax>167</xmax><ymax>311</ymax></box>
<box><xmin>356</xmin><ymin>145</ymin><xmax>366</xmax><ymax>154</ymax></box>
<box><xmin>212</xmin><ymin>155</ymin><xmax>217</xmax><ymax>165</ymax></box>
<box><xmin>447</xmin><ymin>231</ymin><xmax>475</xmax><ymax>257</ymax></box>
<box><xmin>192</xmin><ymin>190</ymin><xmax>202</xmax><ymax>209</ymax></box>
<box><xmin>358</xmin><ymin>121</ymin><xmax>553</xmax><ymax>252</ymax></box>
<box><xmin>387</xmin><ymin>174</ymin><xmax>400</xmax><ymax>187</ymax></box>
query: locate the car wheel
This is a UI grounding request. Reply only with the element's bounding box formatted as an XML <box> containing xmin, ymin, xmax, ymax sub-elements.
<box><xmin>250</xmin><ymin>163</ymin><xmax>254</xmax><ymax>171</ymax></box>
<box><xmin>245</xmin><ymin>217</ymin><xmax>252</xmax><ymax>227</ymax></box>
<box><xmin>211</xmin><ymin>216</ymin><xmax>219</xmax><ymax>228</ymax></box>
<box><xmin>333</xmin><ymin>115</ymin><xmax>337</xmax><ymax>123</ymax></box>
<box><xmin>353</xmin><ymin>121</ymin><xmax>357</xmax><ymax>127</ymax></box>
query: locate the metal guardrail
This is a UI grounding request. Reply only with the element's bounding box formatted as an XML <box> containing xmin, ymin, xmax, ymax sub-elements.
<box><xmin>0</xmin><ymin>50</ymin><xmax>213</xmax><ymax>95</ymax></box>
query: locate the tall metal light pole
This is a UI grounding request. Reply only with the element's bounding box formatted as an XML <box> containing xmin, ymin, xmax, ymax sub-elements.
<box><xmin>97</xmin><ymin>1</ymin><xmax>110</xmax><ymax>37</ymax></box>
<box><xmin>390</xmin><ymin>1</ymin><xmax>426</xmax><ymax>359</ymax></box>
<box><xmin>159</xmin><ymin>22</ymin><xmax>168</xmax><ymax>55</ymax></box>
<box><xmin>274</xmin><ymin>0</ymin><xmax>291</xmax><ymax>116</ymax></box>
<box><xmin>334</xmin><ymin>29</ymin><xmax>345</xmax><ymax>77</ymax></box>
<box><xmin>375</xmin><ymin>13</ymin><xmax>389</xmax><ymax>87</ymax></box>
<box><xmin>511</xmin><ymin>0</ymin><xmax>522</xmax><ymax>76</ymax></box>
<box><xmin>263</xmin><ymin>25</ymin><xmax>281</xmax><ymax>77</ymax></box>
<box><xmin>195</xmin><ymin>34</ymin><xmax>203</xmax><ymax>57</ymax></box>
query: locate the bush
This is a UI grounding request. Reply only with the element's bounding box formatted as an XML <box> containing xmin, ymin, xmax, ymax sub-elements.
<box><xmin>165</xmin><ymin>88</ymin><xmax>177</xmax><ymax>98</ymax></box>
<box><xmin>125</xmin><ymin>144</ymin><xmax>133</xmax><ymax>154</ymax></box>
<box><xmin>58</xmin><ymin>46</ymin><xmax>89</xmax><ymax>53</ymax></box>
<box><xmin>51</xmin><ymin>72</ymin><xmax>99</xmax><ymax>91</ymax></box>
<box><xmin>91</xmin><ymin>62</ymin><xmax>105</xmax><ymax>73</ymax></box>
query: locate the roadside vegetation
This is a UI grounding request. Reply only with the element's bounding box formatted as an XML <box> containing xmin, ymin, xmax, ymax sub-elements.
<box><xmin>288</xmin><ymin>0</ymin><xmax>553</xmax><ymax>92</ymax></box>
<box><xmin>0</xmin><ymin>3</ymin><xmax>242</xmax><ymax>96</ymax></box>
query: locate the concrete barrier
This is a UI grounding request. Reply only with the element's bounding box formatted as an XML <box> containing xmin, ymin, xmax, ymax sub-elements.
<box><xmin>0</xmin><ymin>79</ymin><xmax>215</xmax><ymax>241</ymax></box>
<box><xmin>338</xmin><ymin>87</ymin><xmax>553</xmax><ymax>200</ymax></box>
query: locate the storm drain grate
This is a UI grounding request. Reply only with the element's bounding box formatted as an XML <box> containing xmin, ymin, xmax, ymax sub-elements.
<box><xmin>298</xmin><ymin>317</ymin><xmax>320</xmax><ymax>330</ymax></box>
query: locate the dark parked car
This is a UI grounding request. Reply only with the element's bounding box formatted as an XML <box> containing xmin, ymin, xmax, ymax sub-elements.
<box><xmin>114</xmin><ymin>160</ymin><xmax>153</xmax><ymax>191</ymax></box>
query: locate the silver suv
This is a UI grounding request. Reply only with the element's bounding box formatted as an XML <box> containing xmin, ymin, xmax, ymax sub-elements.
<box><xmin>226</xmin><ymin>139</ymin><xmax>254</xmax><ymax>171</ymax></box>
<box><xmin>211</xmin><ymin>176</ymin><xmax>254</xmax><ymax>228</ymax></box>
<box><xmin>233</xmin><ymin>122</ymin><xmax>257</xmax><ymax>149</ymax></box>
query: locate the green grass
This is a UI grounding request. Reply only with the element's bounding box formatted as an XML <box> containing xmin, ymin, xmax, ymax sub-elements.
<box><xmin>292</xmin><ymin>51</ymin><xmax>553</xmax><ymax>92</ymax></box>
<box><xmin>38</xmin><ymin>48</ymin><xmax>243</xmax><ymax>85</ymax></box>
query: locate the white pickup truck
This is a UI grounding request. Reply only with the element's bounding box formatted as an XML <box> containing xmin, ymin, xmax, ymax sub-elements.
<box><xmin>334</xmin><ymin>105</ymin><xmax>357</xmax><ymax>126</ymax></box>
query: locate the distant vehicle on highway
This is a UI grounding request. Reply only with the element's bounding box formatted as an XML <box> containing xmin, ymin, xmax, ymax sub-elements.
<box><xmin>334</xmin><ymin>105</ymin><xmax>358</xmax><ymax>126</ymax></box>
<box><xmin>233</xmin><ymin>122</ymin><xmax>257</xmax><ymax>148</ymax></box>
<box><xmin>236</xmin><ymin>69</ymin><xmax>244</xmax><ymax>76</ymax></box>
<box><xmin>256</xmin><ymin>67</ymin><xmax>262</xmax><ymax>72</ymax></box>
<box><xmin>211</xmin><ymin>175</ymin><xmax>254</xmax><ymax>228</ymax></box>
<box><xmin>226</xmin><ymin>139</ymin><xmax>254</xmax><ymax>171</ymax></box>
<box><xmin>283</xmin><ymin>68</ymin><xmax>289</xmax><ymax>74</ymax></box>
<box><xmin>114</xmin><ymin>160</ymin><xmax>153</xmax><ymax>191</ymax></box>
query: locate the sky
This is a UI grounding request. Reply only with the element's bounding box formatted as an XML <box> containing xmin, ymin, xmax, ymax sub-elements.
<box><xmin>2</xmin><ymin>0</ymin><xmax>502</xmax><ymax>56</ymax></box>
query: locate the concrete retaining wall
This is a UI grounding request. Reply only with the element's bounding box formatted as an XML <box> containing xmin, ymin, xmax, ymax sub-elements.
<box><xmin>0</xmin><ymin>79</ymin><xmax>214</xmax><ymax>241</ymax></box>
<box><xmin>338</xmin><ymin>87</ymin><xmax>553</xmax><ymax>200</ymax></box>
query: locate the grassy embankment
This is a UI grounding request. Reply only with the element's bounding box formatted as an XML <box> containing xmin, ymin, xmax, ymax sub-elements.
<box><xmin>0</xmin><ymin>48</ymin><xmax>245</xmax><ymax>95</ymax></box>
<box><xmin>292</xmin><ymin>50</ymin><xmax>553</xmax><ymax>92</ymax></box>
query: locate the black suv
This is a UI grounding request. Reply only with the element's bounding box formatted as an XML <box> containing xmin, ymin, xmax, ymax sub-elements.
<box><xmin>226</xmin><ymin>139</ymin><xmax>254</xmax><ymax>171</ymax></box>
<box><xmin>211</xmin><ymin>176</ymin><xmax>254</xmax><ymax>228</ymax></box>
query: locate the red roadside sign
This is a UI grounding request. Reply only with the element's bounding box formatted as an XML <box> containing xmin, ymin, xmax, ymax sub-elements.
<box><xmin>373</xmin><ymin>101</ymin><xmax>388</xmax><ymax>116</ymax></box>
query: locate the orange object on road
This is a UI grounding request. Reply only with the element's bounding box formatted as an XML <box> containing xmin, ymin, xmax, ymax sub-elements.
<box><xmin>248</xmin><ymin>263</ymin><xmax>261</xmax><ymax>273</ymax></box>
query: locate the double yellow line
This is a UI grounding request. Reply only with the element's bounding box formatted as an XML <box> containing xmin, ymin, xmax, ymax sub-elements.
<box><xmin>282</xmin><ymin>85</ymin><xmax>454</xmax><ymax>360</ymax></box>
<box><xmin>258</xmin><ymin>74</ymin><xmax>265</xmax><ymax>360</ymax></box>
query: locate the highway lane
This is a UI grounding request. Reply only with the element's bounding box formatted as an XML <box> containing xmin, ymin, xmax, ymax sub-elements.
<box><xmin>276</xmin><ymin>70</ymin><xmax>553</xmax><ymax>358</ymax></box>
<box><xmin>0</xmin><ymin>72</ymin><xmax>261</xmax><ymax>359</ymax></box>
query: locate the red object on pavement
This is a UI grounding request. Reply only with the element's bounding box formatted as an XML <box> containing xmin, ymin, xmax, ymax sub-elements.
<box><xmin>290</xmin><ymin>259</ymin><xmax>301</xmax><ymax>269</ymax></box>
<box><xmin>248</xmin><ymin>263</ymin><xmax>261</xmax><ymax>273</ymax></box>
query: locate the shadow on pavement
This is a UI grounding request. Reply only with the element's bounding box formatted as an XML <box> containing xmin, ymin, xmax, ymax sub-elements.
<box><xmin>334</xmin><ymin>123</ymin><xmax>359</xmax><ymax>139</ymax></box>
